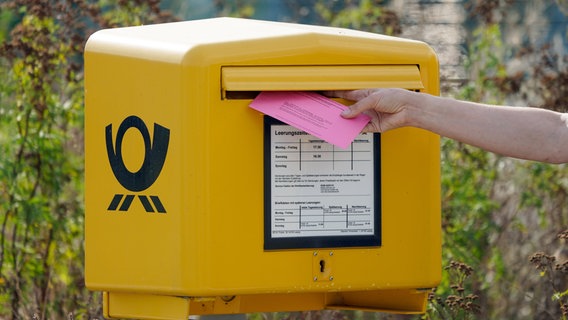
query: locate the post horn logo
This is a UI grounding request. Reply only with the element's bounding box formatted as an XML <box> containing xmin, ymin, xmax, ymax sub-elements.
<box><xmin>105</xmin><ymin>115</ymin><xmax>170</xmax><ymax>213</ymax></box>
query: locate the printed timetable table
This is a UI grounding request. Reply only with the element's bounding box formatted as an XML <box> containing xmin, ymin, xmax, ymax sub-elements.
<box><xmin>266</xmin><ymin>123</ymin><xmax>380</xmax><ymax>244</ymax></box>
<box><xmin>272</xmin><ymin>204</ymin><xmax>373</xmax><ymax>235</ymax></box>
<box><xmin>272</xmin><ymin>133</ymin><xmax>374</xmax><ymax>172</ymax></box>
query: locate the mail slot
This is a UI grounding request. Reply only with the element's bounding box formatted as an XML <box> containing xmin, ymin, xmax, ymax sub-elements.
<box><xmin>84</xmin><ymin>17</ymin><xmax>441</xmax><ymax>319</ymax></box>
<box><xmin>222</xmin><ymin>65</ymin><xmax>424</xmax><ymax>94</ymax></box>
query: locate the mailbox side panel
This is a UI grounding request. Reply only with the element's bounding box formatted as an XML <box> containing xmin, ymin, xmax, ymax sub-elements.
<box><xmin>85</xmin><ymin>39</ymin><xmax>195</xmax><ymax>293</ymax></box>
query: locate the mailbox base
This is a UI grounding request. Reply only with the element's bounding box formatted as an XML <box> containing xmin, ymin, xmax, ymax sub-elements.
<box><xmin>103</xmin><ymin>290</ymin><xmax>429</xmax><ymax>319</ymax></box>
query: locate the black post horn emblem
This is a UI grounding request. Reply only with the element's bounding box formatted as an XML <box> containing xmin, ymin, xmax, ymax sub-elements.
<box><xmin>105</xmin><ymin>115</ymin><xmax>170</xmax><ymax>213</ymax></box>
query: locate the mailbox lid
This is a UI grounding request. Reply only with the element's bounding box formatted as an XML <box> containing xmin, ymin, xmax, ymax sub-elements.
<box><xmin>85</xmin><ymin>17</ymin><xmax>423</xmax><ymax>63</ymax></box>
<box><xmin>221</xmin><ymin>65</ymin><xmax>424</xmax><ymax>94</ymax></box>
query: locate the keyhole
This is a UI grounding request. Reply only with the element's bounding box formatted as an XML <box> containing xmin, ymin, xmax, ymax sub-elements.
<box><xmin>319</xmin><ymin>260</ymin><xmax>325</xmax><ymax>273</ymax></box>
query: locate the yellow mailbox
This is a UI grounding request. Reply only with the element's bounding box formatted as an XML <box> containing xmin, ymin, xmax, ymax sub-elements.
<box><xmin>85</xmin><ymin>17</ymin><xmax>441</xmax><ymax>319</ymax></box>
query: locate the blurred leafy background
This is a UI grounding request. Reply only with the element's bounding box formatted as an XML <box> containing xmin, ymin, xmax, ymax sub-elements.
<box><xmin>0</xmin><ymin>0</ymin><xmax>567</xmax><ymax>319</ymax></box>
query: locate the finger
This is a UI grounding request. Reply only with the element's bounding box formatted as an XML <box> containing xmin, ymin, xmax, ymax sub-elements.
<box><xmin>340</xmin><ymin>104</ymin><xmax>361</xmax><ymax>118</ymax></box>
<box><xmin>341</xmin><ymin>94</ymin><xmax>383</xmax><ymax>119</ymax></box>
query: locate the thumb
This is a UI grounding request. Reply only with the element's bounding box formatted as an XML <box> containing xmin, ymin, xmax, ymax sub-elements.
<box><xmin>341</xmin><ymin>95</ymin><xmax>378</xmax><ymax>118</ymax></box>
<box><xmin>341</xmin><ymin>104</ymin><xmax>362</xmax><ymax>118</ymax></box>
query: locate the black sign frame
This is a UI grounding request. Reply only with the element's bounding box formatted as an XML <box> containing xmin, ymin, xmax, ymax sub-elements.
<box><xmin>263</xmin><ymin>116</ymin><xmax>382</xmax><ymax>250</ymax></box>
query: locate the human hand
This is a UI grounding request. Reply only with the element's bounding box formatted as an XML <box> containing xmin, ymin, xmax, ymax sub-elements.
<box><xmin>325</xmin><ymin>88</ymin><xmax>413</xmax><ymax>132</ymax></box>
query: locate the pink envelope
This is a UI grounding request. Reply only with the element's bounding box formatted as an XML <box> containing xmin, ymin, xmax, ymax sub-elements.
<box><xmin>249</xmin><ymin>91</ymin><xmax>370</xmax><ymax>149</ymax></box>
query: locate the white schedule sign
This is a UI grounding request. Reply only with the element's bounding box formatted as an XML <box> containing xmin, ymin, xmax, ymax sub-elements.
<box><xmin>264</xmin><ymin>118</ymin><xmax>381</xmax><ymax>250</ymax></box>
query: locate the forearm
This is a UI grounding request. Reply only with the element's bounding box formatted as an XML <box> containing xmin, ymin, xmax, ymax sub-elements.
<box><xmin>409</xmin><ymin>94</ymin><xmax>568</xmax><ymax>164</ymax></box>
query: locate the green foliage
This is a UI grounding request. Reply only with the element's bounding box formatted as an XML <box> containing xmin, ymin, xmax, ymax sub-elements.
<box><xmin>461</xmin><ymin>23</ymin><xmax>507</xmax><ymax>104</ymax></box>
<box><xmin>0</xmin><ymin>10</ymin><xmax>16</xmax><ymax>43</ymax></box>
<box><xmin>529</xmin><ymin>234</ymin><xmax>568</xmax><ymax>320</ymax></box>
<box><xmin>436</xmin><ymin>10</ymin><xmax>568</xmax><ymax>318</ymax></box>
<box><xmin>518</xmin><ymin>162</ymin><xmax>568</xmax><ymax>228</ymax></box>
<box><xmin>440</xmin><ymin>138</ymin><xmax>500</xmax><ymax>263</ymax></box>
<box><xmin>97</xmin><ymin>0</ymin><xmax>176</xmax><ymax>26</ymax></box>
<box><xmin>429</xmin><ymin>26</ymin><xmax>509</xmax><ymax>317</ymax></box>
<box><xmin>0</xmin><ymin>6</ymin><xmax>85</xmax><ymax>319</ymax></box>
<box><xmin>426</xmin><ymin>261</ymin><xmax>480</xmax><ymax>320</ymax></box>
<box><xmin>314</xmin><ymin>0</ymin><xmax>400</xmax><ymax>36</ymax></box>
<box><xmin>0</xmin><ymin>1</ymin><xmax>175</xmax><ymax>318</ymax></box>
<box><xmin>213</xmin><ymin>0</ymin><xmax>256</xmax><ymax>18</ymax></box>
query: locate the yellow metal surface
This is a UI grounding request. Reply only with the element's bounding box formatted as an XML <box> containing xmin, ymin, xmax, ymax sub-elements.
<box><xmin>312</xmin><ymin>250</ymin><xmax>334</xmax><ymax>282</ymax></box>
<box><xmin>105</xmin><ymin>290</ymin><xmax>428</xmax><ymax>319</ymax></box>
<box><xmin>85</xmin><ymin>17</ymin><xmax>441</xmax><ymax>318</ymax></box>
<box><xmin>221</xmin><ymin>65</ymin><xmax>424</xmax><ymax>95</ymax></box>
<box><xmin>106</xmin><ymin>292</ymin><xmax>190</xmax><ymax>320</ymax></box>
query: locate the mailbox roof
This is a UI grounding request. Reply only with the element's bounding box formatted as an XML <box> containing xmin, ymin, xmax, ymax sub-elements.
<box><xmin>85</xmin><ymin>17</ymin><xmax>424</xmax><ymax>63</ymax></box>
